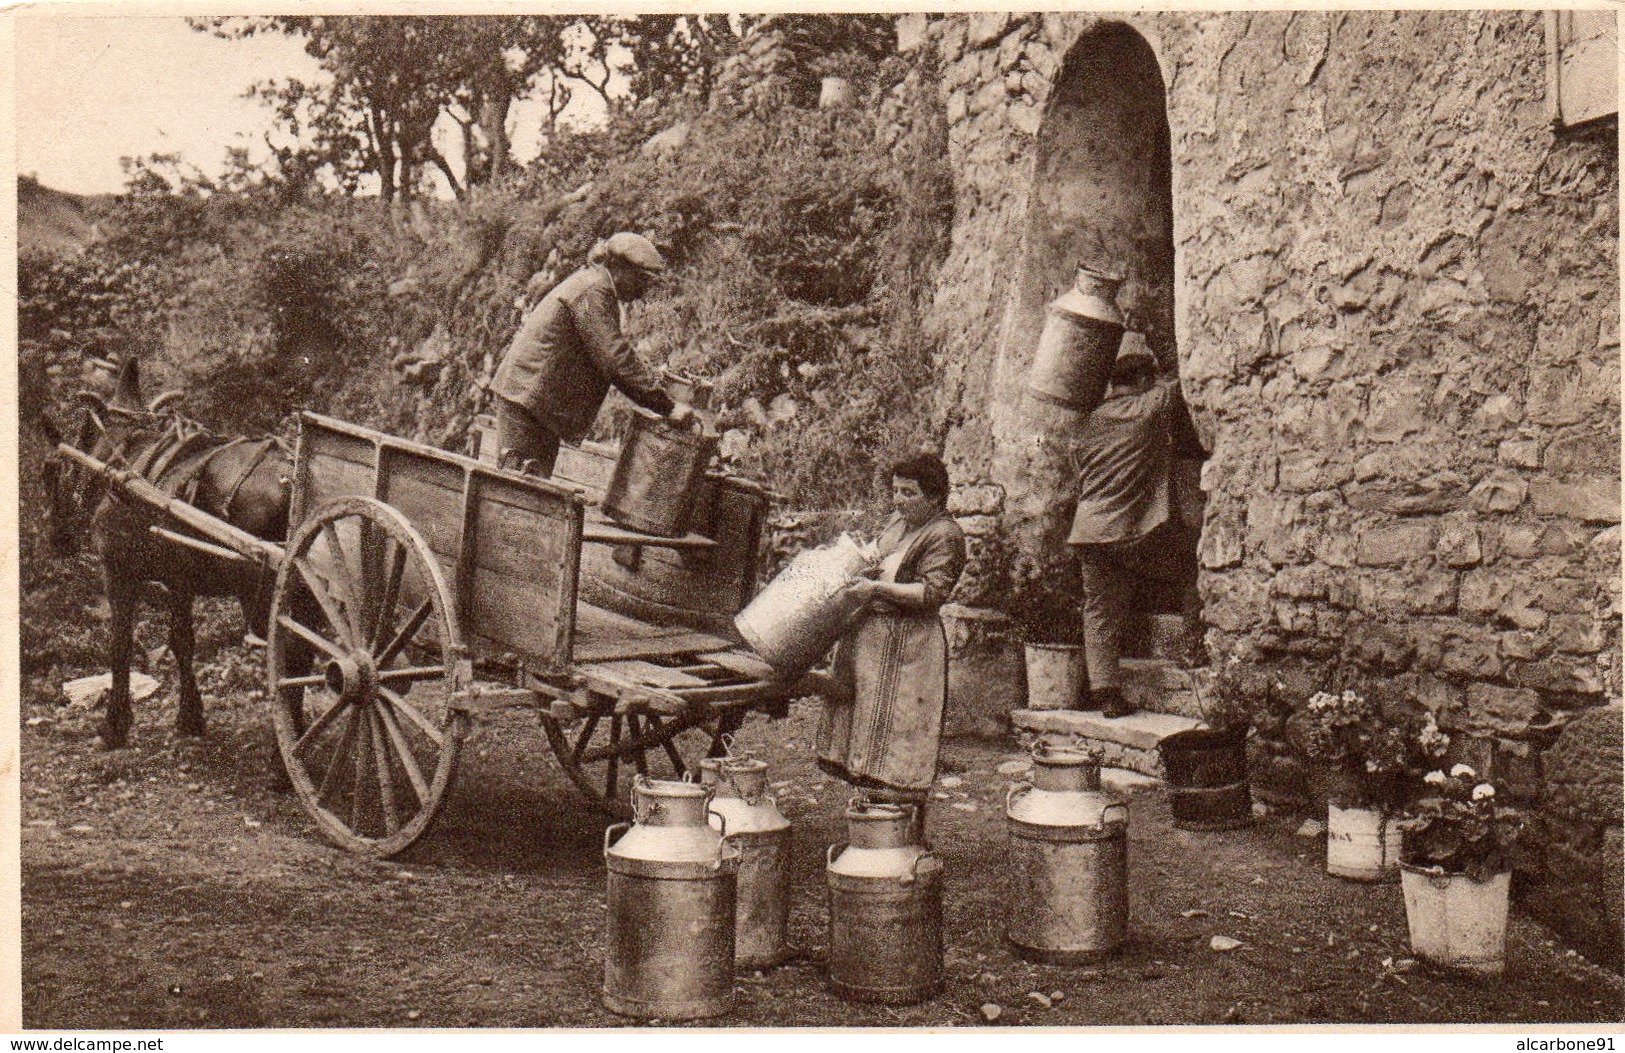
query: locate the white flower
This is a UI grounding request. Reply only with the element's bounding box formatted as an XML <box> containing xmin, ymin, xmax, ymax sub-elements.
<box><xmin>1472</xmin><ymin>783</ymin><xmax>1495</xmax><ymax>801</ymax></box>
<box><xmin>1424</xmin><ymin>770</ymin><xmax>1447</xmax><ymax>785</ymax></box>
<box><xmin>1450</xmin><ymin>763</ymin><xmax>1477</xmax><ymax>778</ymax></box>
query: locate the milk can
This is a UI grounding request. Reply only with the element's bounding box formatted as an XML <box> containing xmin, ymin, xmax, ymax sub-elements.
<box><xmin>603</xmin><ymin>776</ymin><xmax>741</xmax><ymax>1019</ymax></box>
<box><xmin>602</xmin><ymin>408</ymin><xmax>719</xmax><ymax>537</ymax></box>
<box><xmin>735</xmin><ymin>533</ymin><xmax>876</xmax><ymax>677</ymax></box>
<box><xmin>1005</xmin><ymin>742</ymin><xmax>1130</xmax><ymax>963</ymax></box>
<box><xmin>826</xmin><ymin>802</ymin><xmax>944</xmax><ymax>1005</ymax></box>
<box><xmin>701</xmin><ymin>755</ymin><xmax>793</xmax><ymax>969</ymax></box>
<box><xmin>1027</xmin><ymin>265</ymin><xmax>1126</xmax><ymax>417</ymax></box>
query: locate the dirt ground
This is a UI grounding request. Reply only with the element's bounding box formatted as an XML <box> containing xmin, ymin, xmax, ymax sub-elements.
<box><xmin>17</xmin><ymin>603</ymin><xmax>1625</xmax><ymax>1030</ymax></box>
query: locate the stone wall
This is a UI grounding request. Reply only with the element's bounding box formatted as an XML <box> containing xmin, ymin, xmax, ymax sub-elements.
<box><xmin>910</xmin><ymin>10</ymin><xmax>1621</xmax><ymax>965</ymax></box>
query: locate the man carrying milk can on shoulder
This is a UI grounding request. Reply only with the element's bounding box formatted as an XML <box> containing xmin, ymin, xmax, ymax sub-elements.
<box><xmin>491</xmin><ymin>231</ymin><xmax>695</xmax><ymax>477</ymax></box>
<box><xmin>1068</xmin><ymin>339</ymin><xmax>1204</xmax><ymax>719</ymax></box>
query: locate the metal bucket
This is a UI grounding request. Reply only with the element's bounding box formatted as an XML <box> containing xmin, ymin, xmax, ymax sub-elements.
<box><xmin>1005</xmin><ymin>743</ymin><xmax>1130</xmax><ymax>963</ymax></box>
<box><xmin>734</xmin><ymin>534</ymin><xmax>875</xmax><ymax>677</ymax></box>
<box><xmin>826</xmin><ymin>802</ymin><xmax>944</xmax><ymax>1005</ymax></box>
<box><xmin>1023</xmin><ymin>643</ymin><xmax>1088</xmax><ymax>711</ymax></box>
<box><xmin>702</xmin><ymin>756</ymin><xmax>792</xmax><ymax>969</ymax></box>
<box><xmin>603</xmin><ymin>409</ymin><xmax>718</xmax><ymax>537</ymax></box>
<box><xmin>661</xmin><ymin>368</ymin><xmax>713</xmax><ymax>412</ymax></box>
<box><xmin>1399</xmin><ymin>864</ymin><xmax>1510</xmax><ymax>974</ymax></box>
<box><xmin>1160</xmin><ymin>727</ymin><xmax>1253</xmax><ymax>832</ymax></box>
<box><xmin>1027</xmin><ymin>266</ymin><xmax>1125</xmax><ymax>416</ymax></box>
<box><xmin>603</xmin><ymin>777</ymin><xmax>740</xmax><ymax>1020</ymax></box>
<box><xmin>1326</xmin><ymin>803</ymin><xmax>1402</xmax><ymax>882</ymax></box>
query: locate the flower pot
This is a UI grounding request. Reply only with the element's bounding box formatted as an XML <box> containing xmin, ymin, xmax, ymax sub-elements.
<box><xmin>1399</xmin><ymin>863</ymin><xmax>1511</xmax><ymax>974</ymax></box>
<box><xmin>1325</xmin><ymin>803</ymin><xmax>1401</xmax><ymax>882</ymax></box>
<box><xmin>1022</xmin><ymin>643</ymin><xmax>1087</xmax><ymax>711</ymax></box>
<box><xmin>1158</xmin><ymin>727</ymin><xmax>1252</xmax><ymax>831</ymax></box>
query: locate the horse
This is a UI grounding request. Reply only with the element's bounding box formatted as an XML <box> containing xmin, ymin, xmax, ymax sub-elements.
<box><xmin>41</xmin><ymin>357</ymin><xmax>300</xmax><ymax>749</ymax></box>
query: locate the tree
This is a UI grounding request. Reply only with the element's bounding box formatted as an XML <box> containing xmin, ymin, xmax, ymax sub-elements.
<box><xmin>587</xmin><ymin>15</ymin><xmax>760</xmax><ymax>108</ymax></box>
<box><xmin>197</xmin><ymin>16</ymin><xmax>575</xmax><ymax>202</ymax></box>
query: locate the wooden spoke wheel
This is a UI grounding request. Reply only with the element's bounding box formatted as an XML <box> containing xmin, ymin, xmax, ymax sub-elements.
<box><xmin>539</xmin><ymin>705</ymin><xmax>748</xmax><ymax>820</ymax></box>
<box><xmin>266</xmin><ymin>496</ymin><xmax>467</xmax><ymax>857</ymax></box>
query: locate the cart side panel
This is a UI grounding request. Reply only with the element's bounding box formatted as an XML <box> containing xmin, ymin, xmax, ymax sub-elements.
<box><xmin>294</xmin><ymin>427</ymin><xmax>375</xmax><ymax>528</ymax></box>
<box><xmin>557</xmin><ymin>443</ymin><xmax>769</xmax><ymax>634</ymax></box>
<box><xmin>296</xmin><ymin>414</ymin><xmax>581</xmax><ymax>672</ymax></box>
<box><xmin>465</xmin><ymin>474</ymin><xmax>580</xmax><ymax>671</ymax></box>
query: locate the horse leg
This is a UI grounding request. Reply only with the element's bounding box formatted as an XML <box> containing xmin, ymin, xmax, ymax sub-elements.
<box><xmin>101</xmin><ymin>571</ymin><xmax>136</xmax><ymax>749</ymax></box>
<box><xmin>169</xmin><ymin>590</ymin><xmax>206</xmax><ymax>738</ymax></box>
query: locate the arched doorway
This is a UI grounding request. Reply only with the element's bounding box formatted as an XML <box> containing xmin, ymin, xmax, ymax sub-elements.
<box><xmin>992</xmin><ymin>21</ymin><xmax>1202</xmax><ymax>663</ymax></box>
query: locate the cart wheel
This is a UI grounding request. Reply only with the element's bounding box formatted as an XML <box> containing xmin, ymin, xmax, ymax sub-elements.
<box><xmin>540</xmin><ymin>706</ymin><xmax>748</xmax><ymax>820</ymax></box>
<box><xmin>266</xmin><ymin>496</ymin><xmax>467</xmax><ymax>857</ymax></box>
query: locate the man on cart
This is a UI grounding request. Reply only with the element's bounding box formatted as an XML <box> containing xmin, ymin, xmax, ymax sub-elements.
<box><xmin>490</xmin><ymin>231</ymin><xmax>695</xmax><ymax>477</ymax></box>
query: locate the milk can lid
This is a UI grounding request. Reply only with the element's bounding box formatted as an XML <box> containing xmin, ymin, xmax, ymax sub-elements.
<box><xmin>1051</xmin><ymin>265</ymin><xmax>1124</xmax><ymax>326</ymax></box>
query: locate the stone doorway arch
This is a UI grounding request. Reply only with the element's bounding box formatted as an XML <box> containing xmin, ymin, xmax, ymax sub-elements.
<box><xmin>993</xmin><ymin>20</ymin><xmax>1203</xmax><ymax>669</ymax></box>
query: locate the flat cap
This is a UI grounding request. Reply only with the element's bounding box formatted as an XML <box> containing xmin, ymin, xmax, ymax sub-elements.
<box><xmin>604</xmin><ymin>231</ymin><xmax>667</xmax><ymax>274</ymax></box>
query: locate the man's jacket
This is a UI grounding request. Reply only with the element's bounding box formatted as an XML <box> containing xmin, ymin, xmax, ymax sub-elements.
<box><xmin>492</xmin><ymin>264</ymin><xmax>673</xmax><ymax>441</ymax></box>
<box><xmin>1068</xmin><ymin>379</ymin><xmax>1203</xmax><ymax>546</ymax></box>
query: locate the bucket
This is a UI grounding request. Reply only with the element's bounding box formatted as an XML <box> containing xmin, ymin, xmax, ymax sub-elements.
<box><xmin>1326</xmin><ymin>803</ymin><xmax>1401</xmax><ymax>881</ymax></box>
<box><xmin>1023</xmin><ymin>643</ymin><xmax>1087</xmax><ymax>711</ymax></box>
<box><xmin>1027</xmin><ymin>266</ymin><xmax>1126</xmax><ymax>416</ymax></box>
<box><xmin>602</xmin><ymin>409</ymin><xmax>718</xmax><ymax>537</ymax></box>
<box><xmin>734</xmin><ymin>535</ymin><xmax>875</xmax><ymax>677</ymax></box>
<box><xmin>1158</xmin><ymin>728</ymin><xmax>1252</xmax><ymax>831</ymax></box>
<box><xmin>1399</xmin><ymin>864</ymin><xmax>1511</xmax><ymax>974</ymax></box>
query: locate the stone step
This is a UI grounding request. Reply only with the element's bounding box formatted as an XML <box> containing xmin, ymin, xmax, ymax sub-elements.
<box><xmin>1011</xmin><ymin>708</ymin><xmax>1204</xmax><ymax>778</ymax></box>
<box><xmin>1101</xmin><ymin>766</ymin><xmax>1163</xmax><ymax>796</ymax></box>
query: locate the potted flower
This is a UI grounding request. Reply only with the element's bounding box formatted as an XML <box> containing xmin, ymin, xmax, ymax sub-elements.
<box><xmin>1291</xmin><ymin>679</ymin><xmax>1450</xmax><ymax>881</ymax></box>
<box><xmin>1007</xmin><ymin>558</ymin><xmax>1090</xmax><ymax>712</ymax></box>
<box><xmin>1396</xmin><ymin>767</ymin><xmax>1523</xmax><ymax>974</ymax></box>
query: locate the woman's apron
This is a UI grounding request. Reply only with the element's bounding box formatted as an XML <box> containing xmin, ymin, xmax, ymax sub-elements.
<box><xmin>815</xmin><ymin>543</ymin><xmax>949</xmax><ymax>793</ymax></box>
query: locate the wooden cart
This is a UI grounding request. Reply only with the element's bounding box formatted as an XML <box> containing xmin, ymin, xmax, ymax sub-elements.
<box><xmin>67</xmin><ymin>411</ymin><xmax>808</xmax><ymax>857</ymax></box>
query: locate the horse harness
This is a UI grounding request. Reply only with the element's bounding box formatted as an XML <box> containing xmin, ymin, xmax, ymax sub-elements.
<box><xmin>93</xmin><ymin>411</ymin><xmax>291</xmax><ymax>523</ymax></box>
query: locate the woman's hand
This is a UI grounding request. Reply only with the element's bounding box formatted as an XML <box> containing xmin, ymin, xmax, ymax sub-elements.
<box><xmin>844</xmin><ymin>577</ymin><xmax>879</xmax><ymax>603</ymax></box>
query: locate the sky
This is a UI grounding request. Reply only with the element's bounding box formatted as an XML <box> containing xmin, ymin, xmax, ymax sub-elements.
<box><xmin>14</xmin><ymin>17</ymin><xmax>327</xmax><ymax>195</ymax></box>
<box><xmin>12</xmin><ymin>15</ymin><xmax>609</xmax><ymax>198</ymax></box>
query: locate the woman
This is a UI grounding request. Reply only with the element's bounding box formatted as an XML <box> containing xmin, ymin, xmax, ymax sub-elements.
<box><xmin>816</xmin><ymin>452</ymin><xmax>967</xmax><ymax>830</ymax></box>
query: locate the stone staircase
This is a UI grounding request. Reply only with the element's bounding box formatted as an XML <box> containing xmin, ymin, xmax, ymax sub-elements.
<box><xmin>1010</xmin><ymin>614</ymin><xmax>1213</xmax><ymax>779</ymax></box>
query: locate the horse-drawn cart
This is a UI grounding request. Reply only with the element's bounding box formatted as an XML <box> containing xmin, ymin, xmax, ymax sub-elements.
<box><xmin>60</xmin><ymin>411</ymin><xmax>810</xmax><ymax>857</ymax></box>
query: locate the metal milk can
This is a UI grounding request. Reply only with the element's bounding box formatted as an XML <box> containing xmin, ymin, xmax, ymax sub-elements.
<box><xmin>734</xmin><ymin>533</ymin><xmax>876</xmax><ymax>677</ymax></box>
<box><xmin>701</xmin><ymin>755</ymin><xmax>792</xmax><ymax>969</ymax></box>
<box><xmin>1027</xmin><ymin>264</ymin><xmax>1126</xmax><ymax>417</ymax></box>
<box><xmin>603</xmin><ymin>776</ymin><xmax>741</xmax><ymax>1020</ymax></box>
<box><xmin>1005</xmin><ymin>742</ymin><xmax>1130</xmax><ymax>963</ymax></box>
<box><xmin>825</xmin><ymin>801</ymin><xmax>944</xmax><ymax>1005</ymax></box>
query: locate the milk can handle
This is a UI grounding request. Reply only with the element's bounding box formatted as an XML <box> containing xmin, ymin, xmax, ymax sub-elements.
<box><xmin>708</xmin><ymin>809</ymin><xmax>728</xmax><ymax>840</ymax></box>
<box><xmin>826</xmin><ymin>842</ymin><xmax>847</xmax><ymax>868</ymax></box>
<box><xmin>1101</xmin><ymin>803</ymin><xmax>1130</xmax><ymax>828</ymax></box>
<box><xmin>902</xmin><ymin>849</ymin><xmax>933</xmax><ymax>886</ymax></box>
<box><xmin>603</xmin><ymin>821</ymin><xmax>631</xmax><ymax>856</ymax></box>
<box><xmin>1006</xmin><ymin>782</ymin><xmax>1032</xmax><ymax>812</ymax></box>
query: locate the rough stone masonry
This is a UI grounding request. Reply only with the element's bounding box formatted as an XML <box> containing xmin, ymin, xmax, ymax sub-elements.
<box><xmin>884</xmin><ymin>11</ymin><xmax>1621</xmax><ymax>966</ymax></box>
